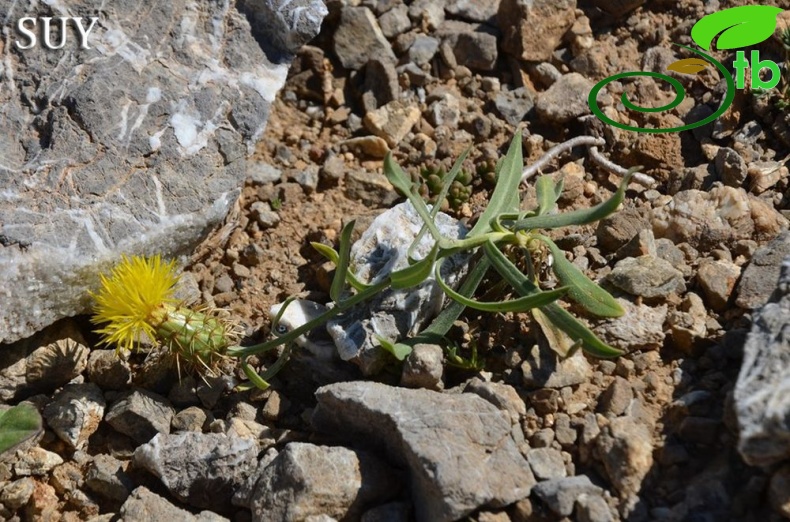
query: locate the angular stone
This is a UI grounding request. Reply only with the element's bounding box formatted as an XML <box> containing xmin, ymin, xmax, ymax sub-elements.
<box><xmin>105</xmin><ymin>389</ymin><xmax>174</xmax><ymax>444</ymax></box>
<box><xmin>250</xmin><ymin>442</ymin><xmax>400</xmax><ymax>521</ymax></box>
<box><xmin>241</xmin><ymin>0</ymin><xmax>327</xmax><ymax>54</ymax></box>
<box><xmin>736</xmin><ymin>231</ymin><xmax>790</xmax><ymax>309</ymax></box>
<box><xmin>401</xmin><ymin>343</ymin><xmax>445</xmax><ymax>391</ymax></box>
<box><xmin>736</xmin><ymin>258</ymin><xmax>790</xmax><ymax>466</ymax></box>
<box><xmin>313</xmin><ymin>382</ymin><xmax>535</xmax><ymax>522</ymax></box>
<box><xmin>134</xmin><ymin>432</ymin><xmax>259</xmax><ymax>512</ymax></box>
<box><xmin>593</xmin><ymin>299</ymin><xmax>667</xmax><ymax>352</ymax></box>
<box><xmin>532</xmin><ymin>475</ymin><xmax>603</xmax><ymax>517</ymax></box>
<box><xmin>0</xmin><ymin>0</ymin><xmax>320</xmax><ymax>344</ymax></box>
<box><xmin>493</xmin><ymin>87</ymin><xmax>536</xmax><ymax>126</ymax></box>
<box><xmin>526</xmin><ymin>448</ymin><xmax>567</xmax><ymax>480</ymax></box>
<box><xmin>446</xmin><ymin>0</ymin><xmax>501</xmax><ymax>22</ymax></box>
<box><xmin>363</xmin><ymin>100</ymin><xmax>422</xmax><ymax>147</ymax></box>
<box><xmin>651</xmin><ymin>186</ymin><xmax>786</xmax><ymax>251</ymax></box>
<box><xmin>442</xmin><ymin>25</ymin><xmax>498</xmax><ymax>72</ymax></box>
<box><xmin>0</xmin><ymin>321</ymin><xmax>89</xmax><ymax>401</ymax></box>
<box><xmin>85</xmin><ymin>454</ymin><xmax>134</xmax><ymax>502</ymax></box>
<box><xmin>607</xmin><ymin>255</ymin><xmax>686</xmax><ymax>299</ymax></box>
<box><xmin>696</xmin><ymin>259</ymin><xmax>741</xmax><ymax>312</ymax></box>
<box><xmin>120</xmin><ymin>486</ymin><xmax>230</xmax><ymax>522</ymax></box>
<box><xmin>43</xmin><ymin>383</ymin><xmax>106</xmax><ymax>450</ymax></box>
<box><xmin>464</xmin><ymin>379</ymin><xmax>526</xmax><ymax>425</ymax></box>
<box><xmin>596</xmin><ymin>417</ymin><xmax>653</xmax><ymax>501</ymax></box>
<box><xmin>499</xmin><ymin>0</ymin><xmax>576</xmax><ymax>62</ymax></box>
<box><xmin>379</xmin><ymin>5</ymin><xmax>411</xmax><ymax>38</ymax></box>
<box><xmin>334</xmin><ymin>7</ymin><xmax>395</xmax><ymax>70</ymax></box>
<box><xmin>715</xmin><ymin>147</ymin><xmax>748</xmax><ymax>187</ymax></box>
<box><xmin>521</xmin><ymin>347</ymin><xmax>592</xmax><ymax>389</ymax></box>
<box><xmin>536</xmin><ymin>73</ymin><xmax>594</xmax><ymax>124</ymax></box>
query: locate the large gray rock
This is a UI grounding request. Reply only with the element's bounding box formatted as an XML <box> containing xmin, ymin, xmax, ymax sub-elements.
<box><xmin>735</xmin><ymin>257</ymin><xmax>790</xmax><ymax>466</ymax></box>
<box><xmin>0</xmin><ymin>0</ymin><xmax>326</xmax><ymax>344</ymax></box>
<box><xmin>133</xmin><ymin>432</ymin><xmax>260</xmax><ymax>512</ymax></box>
<box><xmin>249</xmin><ymin>442</ymin><xmax>401</xmax><ymax>521</ymax></box>
<box><xmin>312</xmin><ymin>381</ymin><xmax>535</xmax><ymax>522</ymax></box>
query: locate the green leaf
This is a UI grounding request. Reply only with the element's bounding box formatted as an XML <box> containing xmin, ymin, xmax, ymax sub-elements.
<box><xmin>538</xmin><ymin>236</ymin><xmax>624</xmax><ymax>318</ymax></box>
<box><xmin>376</xmin><ymin>336</ymin><xmax>413</xmax><ymax>361</ymax></box>
<box><xmin>240</xmin><ymin>358</ymin><xmax>271</xmax><ymax>391</ymax></box>
<box><xmin>330</xmin><ymin>220</ymin><xmax>355</xmax><ymax>302</ymax></box>
<box><xmin>412</xmin><ymin>255</ymin><xmax>490</xmax><ymax>344</ymax></box>
<box><xmin>409</xmin><ymin>149</ymin><xmax>472</xmax><ymax>260</ymax></box>
<box><xmin>533</xmin><ymin>302</ymin><xmax>623</xmax><ymax>358</ymax></box>
<box><xmin>384</xmin><ymin>153</ymin><xmax>445</xmax><ymax>242</ymax></box>
<box><xmin>482</xmin><ymin>241</ymin><xmax>622</xmax><ymax>358</ymax></box>
<box><xmin>435</xmin><ymin>260</ymin><xmax>568</xmax><ymax>312</ymax></box>
<box><xmin>469</xmin><ymin>130</ymin><xmax>523</xmax><ymax>237</ymax></box>
<box><xmin>691</xmin><ymin>5</ymin><xmax>783</xmax><ymax>51</ymax></box>
<box><xmin>310</xmin><ymin>242</ymin><xmax>371</xmax><ymax>291</ymax></box>
<box><xmin>0</xmin><ymin>404</ymin><xmax>42</xmax><ymax>456</ymax></box>
<box><xmin>535</xmin><ymin>174</ymin><xmax>563</xmax><ymax>216</ymax></box>
<box><xmin>509</xmin><ymin>169</ymin><xmax>635</xmax><ymax>231</ymax></box>
<box><xmin>531</xmin><ymin>307</ymin><xmax>578</xmax><ymax>357</ymax></box>
<box><xmin>390</xmin><ymin>243</ymin><xmax>439</xmax><ymax>289</ymax></box>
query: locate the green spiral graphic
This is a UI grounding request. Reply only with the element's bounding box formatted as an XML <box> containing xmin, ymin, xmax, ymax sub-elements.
<box><xmin>588</xmin><ymin>44</ymin><xmax>736</xmax><ymax>133</ymax></box>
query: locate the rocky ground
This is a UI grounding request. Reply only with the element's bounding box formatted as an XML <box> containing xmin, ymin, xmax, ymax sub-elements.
<box><xmin>4</xmin><ymin>0</ymin><xmax>790</xmax><ymax>521</ymax></box>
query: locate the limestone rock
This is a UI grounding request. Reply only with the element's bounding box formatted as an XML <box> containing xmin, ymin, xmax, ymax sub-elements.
<box><xmin>498</xmin><ymin>0</ymin><xmax>576</xmax><ymax>62</ymax></box>
<box><xmin>333</xmin><ymin>6</ymin><xmax>395</xmax><ymax>70</ymax></box>
<box><xmin>0</xmin><ymin>0</ymin><xmax>324</xmax><ymax>344</ymax></box>
<box><xmin>326</xmin><ymin>201</ymin><xmax>470</xmax><ymax>375</ymax></box>
<box><xmin>735</xmin><ymin>258</ymin><xmax>790</xmax><ymax>466</ymax></box>
<box><xmin>249</xmin><ymin>442</ymin><xmax>400</xmax><ymax>521</ymax></box>
<box><xmin>536</xmin><ymin>73</ymin><xmax>594</xmax><ymax>124</ymax></box>
<box><xmin>593</xmin><ymin>298</ymin><xmax>667</xmax><ymax>352</ymax></box>
<box><xmin>120</xmin><ymin>486</ymin><xmax>230</xmax><ymax>522</ymax></box>
<box><xmin>133</xmin><ymin>432</ymin><xmax>259</xmax><ymax>512</ymax></box>
<box><xmin>736</xmin><ymin>231</ymin><xmax>790</xmax><ymax>309</ymax></box>
<box><xmin>312</xmin><ymin>381</ymin><xmax>535</xmax><ymax>522</ymax></box>
<box><xmin>650</xmin><ymin>186</ymin><xmax>787</xmax><ymax>251</ymax></box>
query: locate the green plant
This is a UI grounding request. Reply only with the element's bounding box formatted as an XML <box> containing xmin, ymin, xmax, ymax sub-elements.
<box><xmin>0</xmin><ymin>404</ymin><xmax>42</xmax><ymax>456</ymax></box>
<box><xmin>412</xmin><ymin>164</ymin><xmax>474</xmax><ymax>211</ymax></box>
<box><xmin>229</xmin><ymin>131</ymin><xmax>633</xmax><ymax>389</ymax></box>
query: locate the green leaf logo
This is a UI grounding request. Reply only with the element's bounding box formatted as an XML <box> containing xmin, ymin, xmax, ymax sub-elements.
<box><xmin>691</xmin><ymin>5</ymin><xmax>783</xmax><ymax>51</ymax></box>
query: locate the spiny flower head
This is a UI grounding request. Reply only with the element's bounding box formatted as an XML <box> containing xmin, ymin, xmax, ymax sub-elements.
<box><xmin>91</xmin><ymin>254</ymin><xmax>179</xmax><ymax>353</ymax></box>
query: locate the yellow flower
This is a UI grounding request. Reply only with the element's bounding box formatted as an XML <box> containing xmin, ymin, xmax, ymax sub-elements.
<box><xmin>91</xmin><ymin>254</ymin><xmax>237</xmax><ymax>376</ymax></box>
<box><xmin>91</xmin><ymin>254</ymin><xmax>179</xmax><ymax>353</ymax></box>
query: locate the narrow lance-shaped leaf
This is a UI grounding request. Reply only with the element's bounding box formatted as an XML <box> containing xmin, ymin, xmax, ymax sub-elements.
<box><xmin>330</xmin><ymin>220</ymin><xmax>355</xmax><ymax>302</ymax></box>
<box><xmin>387</xmin><ymin>254</ymin><xmax>491</xmax><ymax>355</ymax></box>
<box><xmin>376</xmin><ymin>336</ymin><xmax>413</xmax><ymax>361</ymax></box>
<box><xmin>310</xmin><ymin>242</ymin><xmax>371</xmax><ymax>291</ymax></box>
<box><xmin>390</xmin><ymin>243</ymin><xmax>439</xmax><ymax>289</ymax></box>
<box><xmin>509</xmin><ymin>169</ymin><xmax>635</xmax><ymax>231</ymax></box>
<box><xmin>535</xmin><ymin>174</ymin><xmax>563</xmax><ymax>216</ymax></box>
<box><xmin>531</xmin><ymin>307</ymin><xmax>578</xmax><ymax>358</ymax></box>
<box><xmin>469</xmin><ymin>130</ymin><xmax>523</xmax><ymax>237</ymax></box>
<box><xmin>0</xmin><ymin>404</ymin><xmax>42</xmax><ymax>456</ymax></box>
<box><xmin>409</xmin><ymin>148</ymin><xmax>471</xmax><ymax>261</ymax></box>
<box><xmin>384</xmin><ymin>153</ymin><xmax>445</xmax><ymax>242</ymax></box>
<box><xmin>537</xmin><ymin>236</ymin><xmax>624</xmax><ymax>318</ymax></box>
<box><xmin>434</xmin><ymin>259</ymin><xmax>569</xmax><ymax>312</ymax></box>
<box><xmin>482</xmin><ymin>241</ymin><xmax>623</xmax><ymax>358</ymax></box>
